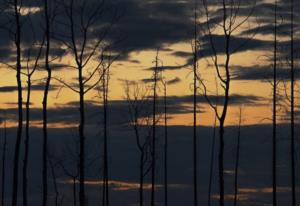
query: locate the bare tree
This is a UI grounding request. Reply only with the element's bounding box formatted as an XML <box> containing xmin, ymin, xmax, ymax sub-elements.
<box><xmin>10</xmin><ymin>1</ymin><xmax>23</xmax><ymax>205</ymax></box>
<box><xmin>200</xmin><ymin>1</ymin><xmax>256</xmax><ymax>205</ymax></box>
<box><xmin>162</xmin><ymin>78</ymin><xmax>168</xmax><ymax>206</ymax></box>
<box><xmin>101</xmin><ymin>64</ymin><xmax>110</xmax><ymax>206</ymax></box>
<box><xmin>289</xmin><ymin>0</ymin><xmax>296</xmax><ymax>205</ymax></box>
<box><xmin>54</xmin><ymin>1</ymin><xmax>118</xmax><ymax>205</ymax></box>
<box><xmin>125</xmin><ymin>81</ymin><xmax>152</xmax><ymax>206</ymax></box>
<box><xmin>192</xmin><ymin>1</ymin><xmax>199</xmax><ymax>205</ymax></box>
<box><xmin>22</xmin><ymin>33</ymin><xmax>44</xmax><ymax>206</ymax></box>
<box><xmin>42</xmin><ymin>0</ymin><xmax>53</xmax><ymax>204</ymax></box>
<box><xmin>272</xmin><ymin>1</ymin><xmax>278</xmax><ymax>205</ymax></box>
<box><xmin>151</xmin><ymin>51</ymin><xmax>160</xmax><ymax>206</ymax></box>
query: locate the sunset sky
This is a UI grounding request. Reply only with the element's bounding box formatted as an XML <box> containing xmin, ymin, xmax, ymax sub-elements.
<box><xmin>0</xmin><ymin>0</ymin><xmax>299</xmax><ymax>205</ymax></box>
<box><xmin>0</xmin><ymin>0</ymin><xmax>298</xmax><ymax>127</ymax></box>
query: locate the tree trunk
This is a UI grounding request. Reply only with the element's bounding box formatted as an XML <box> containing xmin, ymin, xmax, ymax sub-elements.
<box><xmin>193</xmin><ymin>2</ymin><xmax>198</xmax><ymax>205</ymax></box>
<box><xmin>233</xmin><ymin>109</ymin><xmax>242</xmax><ymax>206</ymax></box>
<box><xmin>42</xmin><ymin>0</ymin><xmax>51</xmax><ymax>205</ymax></box>
<box><xmin>151</xmin><ymin>53</ymin><xmax>158</xmax><ymax>206</ymax></box>
<box><xmin>102</xmin><ymin>69</ymin><xmax>109</xmax><ymax>206</ymax></box>
<box><xmin>208</xmin><ymin>117</ymin><xmax>216</xmax><ymax>206</ymax></box>
<box><xmin>11</xmin><ymin>0</ymin><xmax>23</xmax><ymax>205</ymax></box>
<box><xmin>273</xmin><ymin>1</ymin><xmax>278</xmax><ymax>206</ymax></box>
<box><xmin>22</xmin><ymin>77</ymin><xmax>32</xmax><ymax>206</ymax></box>
<box><xmin>290</xmin><ymin>0</ymin><xmax>296</xmax><ymax>205</ymax></box>
<box><xmin>164</xmin><ymin>84</ymin><xmax>168</xmax><ymax>206</ymax></box>
<box><xmin>79</xmin><ymin>67</ymin><xmax>86</xmax><ymax>206</ymax></box>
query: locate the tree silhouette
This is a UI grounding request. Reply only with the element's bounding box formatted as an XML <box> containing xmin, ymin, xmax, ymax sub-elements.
<box><xmin>200</xmin><ymin>1</ymin><xmax>256</xmax><ymax>205</ymax></box>
<box><xmin>53</xmin><ymin>1</ymin><xmax>119</xmax><ymax>205</ymax></box>
<box><xmin>272</xmin><ymin>1</ymin><xmax>278</xmax><ymax>205</ymax></box>
<box><xmin>22</xmin><ymin>32</ymin><xmax>44</xmax><ymax>206</ymax></box>
<box><xmin>289</xmin><ymin>0</ymin><xmax>296</xmax><ymax>205</ymax></box>
<box><xmin>125</xmin><ymin>81</ymin><xmax>152</xmax><ymax>206</ymax></box>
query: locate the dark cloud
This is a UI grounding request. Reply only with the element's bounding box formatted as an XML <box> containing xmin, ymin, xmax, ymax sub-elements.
<box><xmin>232</xmin><ymin>64</ymin><xmax>300</xmax><ymax>81</ymax></box>
<box><xmin>0</xmin><ymin>83</ymin><xmax>59</xmax><ymax>93</ymax></box>
<box><xmin>166</xmin><ymin>77</ymin><xmax>181</xmax><ymax>85</ymax></box>
<box><xmin>0</xmin><ymin>93</ymin><xmax>264</xmax><ymax>127</ymax></box>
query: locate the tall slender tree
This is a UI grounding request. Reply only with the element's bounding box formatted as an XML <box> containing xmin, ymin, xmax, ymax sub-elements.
<box><xmin>42</xmin><ymin>0</ymin><xmax>52</xmax><ymax>205</ymax></box>
<box><xmin>289</xmin><ymin>0</ymin><xmax>296</xmax><ymax>205</ymax></box>
<box><xmin>151</xmin><ymin>50</ymin><xmax>159</xmax><ymax>206</ymax></box>
<box><xmin>54</xmin><ymin>2</ymin><xmax>118</xmax><ymax>205</ymax></box>
<box><xmin>11</xmin><ymin>0</ymin><xmax>23</xmax><ymax>205</ymax></box>
<box><xmin>192</xmin><ymin>1</ymin><xmax>199</xmax><ymax>205</ymax></box>
<box><xmin>272</xmin><ymin>1</ymin><xmax>278</xmax><ymax>205</ymax></box>
<box><xmin>102</xmin><ymin>66</ymin><xmax>110</xmax><ymax>206</ymax></box>
<box><xmin>162</xmin><ymin>77</ymin><xmax>168</xmax><ymax>206</ymax></box>
<box><xmin>200</xmin><ymin>1</ymin><xmax>255</xmax><ymax>205</ymax></box>
<box><xmin>22</xmin><ymin>37</ymin><xmax>44</xmax><ymax>206</ymax></box>
<box><xmin>125</xmin><ymin>81</ymin><xmax>152</xmax><ymax>206</ymax></box>
<box><xmin>151</xmin><ymin>51</ymin><xmax>159</xmax><ymax>206</ymax></box>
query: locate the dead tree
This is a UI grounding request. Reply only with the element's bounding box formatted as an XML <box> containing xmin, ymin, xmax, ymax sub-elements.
<box><xmin>54</xmin><ymin>1</ymin><xmax>118</xmax><ymax>205</ymax></box>
<box><xmin>151</xmin><ymin>51</ymin><xmax>160</xmax><ymax>206</ymax></box>
<box><xmin>42</xmin><ymin>0</ymin><xmax>53</xmax><ymax>204</ymax></box>
<box><xmin>22</xmin><ymin>34</ymin><xmax>44</xmax><ymax>206</ymax></box>
<box><xmin>289</xmin><ymin>0</ymin><xmax>296</xmax><ymax>205</ymax></box>
<box><xmin>162</xmin><ymin>78</ymin><xmax>168</xmax><ymax>206</ymax></box>
<box><xmin>125</xmin><ymin>81</ymin><xmax>152</xmax><ymax>206</ymax></box>
<box><xmin>207</xmin><ymin>78</ymin><xmax>219</xmax><ymax>206</ymax></box>
<box><xmin>200</xmin><ymin>1</ymin><xmax>256</xmax><ymax>205</ymax></box>
<box><xmin>11</xmin><ymin>1</ymin><xmax>23</xmax><ymax>205</ymax></box>
<box><xmin>1</xmin><ymin>114</ymin><xmax>7</xmax><ymax>206</ymax></box>
<box><xmin>272</xmin><ymin>1</ymin><xmax>278</xmax><ymax>205</ymax></box>
<box><xmin>192</xmin><ymin>1</ymin><xmax>199</xmax><ymax>205</ymax></box>
<box><xmin>233</xmin><ymin>107</ymin><xmax>242</xmax><ymax>206</ymax></box>
<box><xmin>101</xmin><ymin>64</ymin><xmax>110</xmax><ymax>206</ymax></box>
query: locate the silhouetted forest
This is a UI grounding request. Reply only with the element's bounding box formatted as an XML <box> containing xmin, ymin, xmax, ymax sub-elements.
<box><xmin>0</xmin><ymin>0</ymin><xmax>299</xmax><ymax>206</ymax></box>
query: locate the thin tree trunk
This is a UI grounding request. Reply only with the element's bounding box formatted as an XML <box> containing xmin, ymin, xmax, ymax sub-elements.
<box><xmin>11</xmin><ymin>0</ymin><xmax>23</xmax><ymax>205</ymax></box>
<box><xmin>218</xmin><ymin>122</ymin><xmax>225</xmax><ymax>206</ymax></box>
<box><xmin>272</xmin><ymin>1</ymin><xmax>278</xmax><ymax>206</ymax></box>
<box><xmin>42</xmin><ymin>0</ymin><xmax>51</xmax><ymax>205</ymax></box>
<box><xmin>151</xmin><ymin>53</ymin><xmax>158</xmax><ymax>206</ymax></box>
<box><xmin>22</xmin><ymin>77</ymin><xmax>32</xmax><ymax>206</ymax></box>
<box><xmin>233</xmin><ymin>108</ymin><xmax>242</xmax><ymax>206</ymax></box>
<box><xmin>290</xmin><ymin>0</ymin><xmax>296</xmax><ymax>205</ymax></box>
<box><xmin>79</xmin><ymin>67</ymin><xmax>86</xmax><ymax>206</ymax></box>
<box><xmin>208</xmin><ymin>116</ymin><xmax>216</xmax><ymax>206</ymax></box>
<box><xmin>1</xmin><ymin>116</ymin><xmax>7</xmax><ymax>206</ymax></box>
<box><xmin>164</xmin><ymin>84</ymin><xmax>168</xmax><ymax>206</ymax></box>
<box><xmin>193</xmin><ymin>1</ymin><xmax>198</xmax><ymax>205</ymax></box>
<box><xmin>102</xmin><ymin>69</ymin><xmax>109</xmax><ymax>206</ymax></box>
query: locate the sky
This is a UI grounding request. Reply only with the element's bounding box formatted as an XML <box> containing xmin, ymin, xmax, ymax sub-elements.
<box><xmin>0</xmin><ymin>0</ymin><xmax>299</xmax><ymax>127</ymax></box>
<box><xmin>0</xmin><ymin>0</ymin><xmax>300</xmax><ymax>205</ymax></box>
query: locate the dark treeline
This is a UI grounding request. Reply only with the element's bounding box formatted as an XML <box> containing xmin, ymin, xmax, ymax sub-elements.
<box><xmin>0</xmin><ymin>0</ymin><xmax>298</xmax><ymax>206</ymax></box>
